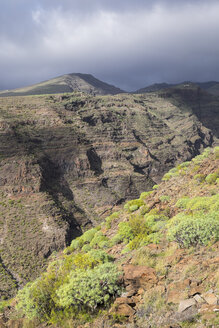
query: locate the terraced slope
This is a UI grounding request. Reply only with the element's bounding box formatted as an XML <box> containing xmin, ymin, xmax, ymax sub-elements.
<box><xmin>0</xmin><ymin>87</ymin><xmax>217</xmax><ymax>299</ymax></box>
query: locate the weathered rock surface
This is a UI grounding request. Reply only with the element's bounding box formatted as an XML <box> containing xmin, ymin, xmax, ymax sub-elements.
<box><xmin>123</xmin><ymin>265</ymin><xmax>158</xmax><ymax>289</ymax></box>
<box><xmin>178</xmin><ymin>299</ymin><xmax>197</xmax><ymax>313</ymax></box>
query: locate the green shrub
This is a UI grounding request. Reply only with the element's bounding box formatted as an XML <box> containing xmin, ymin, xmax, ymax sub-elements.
<box><xmin>16</xmin><ymin>249</ymin><xmax>115</xmax><ymax>322</ymax></box>
<box><xmin>127</xmin><ymin>234</ymin><xmax>149</xmax><ymax>250</ymax></box>
<box><xmin>110</xmin><ymin>234</ymin><xmax>123</xmax><ymax>246</ymax></box>
<box><xmin>159</xmin><ymin>195</ymin><xmax>170</xmax><ymax>203</ymax></box>
<box><xmin>124</xmin><ymin>199</ymin><xmax>144</xmax><ymax>212</ymax></box>
<box><xmin>81</xmin><ymin>244</ymin><xmax>91</xmax><ymax>253</ymax></box>
<box><xmin>214</xmin><ymin>146</ymin><xmax>219</xmax><ymax>159</ymax></box>
<box><xmin>205</xmin><ymin>171</ymin><xmax>219</xmax><ymax>184</ymax></box>
<box><xmin>89</xmin><ymin>231</ymin><xmax>109</xmax><ymax>249</ymax></box>
<box><xmin>0</xmin><ymin>300</ymin><xmax>10</xmax><ymax>313</ymax></box>
<box><xmin>56</xmin><ymin>263</ymin><xmax>121</xmax><ymax>312</ymax></box>
<box><xmin>139</xmin><ymin>205</ymin><xmax>150</xmax><ymax>215</ymax></box>
<box><xmin>69</xmin><ymin>238</ymin><xmax>81</xmax><ymax>251</ymax></box>
<box><xmin>82</xmin><ymin>228</ymin><xmax>98</xmax><ymax>243</ymax></box>
<box><xmin>162</xmin><ymin>173</ymin><xmax>172</xmax><ymax>181</ymax></box>
<box><xmin>178</xmin><ymin>161</ymin><xmax>191</xmax><ymax>168</ymax></box>
<box><xmin>145</xmin><ymin>232</ymin><xmax>162</xmax><ymax>244</ymax></box>
<box><xmin>175</xmin><ymin>195</ymin><xmax>219</xmax><ymax>212</ymax></box>
<box><xmin>167</xmin><ymin>212</ymin><xmax>219</xmax><ymax>248</ymax></box>
<box><xmin>72</xmin><ymin>253</ymin><xmax>98</xmax><ymax>270</ymax></box>
<box><xmin>16</xmin><ymin>273</ymin><xmax>56</xmax><ymax>321</ymax></box>
<box><xmin>105</xmin><ymin>212</ymin><xmax>119</xmax><ymax>229</ymax></box>
<box><xmin>175</xmin><ymin>197</ymin><xmax>190</xmax><ymax>209</ymax></box>
<box><xmin>192</xmin><ymin>148</ymin><xmax>211</xmax><ymax>164</ymax></box>
<box><xmin>87</xmin><ymin>249</ymin><xmax>113</xmax><ymax>264</ymax></box>
<box><xmin>129</xmin><ymin>215</ymin><xmax>151</xmax><ymax>236</ymax></box>
<box><xmin>117</xmin><ymin>221</ymin><xmax>134</xmax><ymax>243</ymax></box>
<box><xmin>194</xmin><ymin>174</ymin><xmax>206</xmax><ymax>183</ymax></box>
<box><xmin>144</xmin><ymin>213</ymin><xmax>168</xmax><ymax>232</ymax></box>
<box><xmin>129</xmin><ymin>205</ymin><xmax>139</xmax><ymax>212</ymax></box>
<box><xmin>152</xmin><ymin>185</ymin><xmax>159</xmax><ymax>190</ymax></box>
<box><xmin>140</xmin><ymin>191</ymin><xmax>153</xmax><ymax>200</ymax></box>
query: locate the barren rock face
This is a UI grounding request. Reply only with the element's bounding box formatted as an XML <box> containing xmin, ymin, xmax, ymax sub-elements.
<box><xmin>0</xmin><ymin>88</ymin><xmax>217</xmax><ymax>298</ymax></box>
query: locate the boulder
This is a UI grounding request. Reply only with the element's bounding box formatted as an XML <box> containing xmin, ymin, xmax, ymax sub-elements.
<box><xmin>193</xmin><ymin>294</ymin><xmax>205</xmax><ymax>304</ymax></box>
<box><xmin>203</xmin><ymin>293</ymin><xmax>218</xmax><ymax>305</ymax></box>
<box><xmin>111</xmin><ymin>304</ymin><xmax>135</xmax><ymax>317</ymax></box>
<box><xmin>167</xmin><ymin>280</ymin><xmax>191</xmax><ymax>304</ymax></box>
<box><xmin>123</xmin><ymin>265</ymin><xmax>158</xmax><ymax>290</ymax></box>
<box><xmin>178</xmin><ymin>299</ymin><xmax>196</xmax><ymax>313</ymax></box>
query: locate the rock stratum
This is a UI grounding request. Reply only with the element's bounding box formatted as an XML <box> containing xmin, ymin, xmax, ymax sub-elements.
<box><xmin>0</xmin><ymin>85</ymin><xmax>218</xmax><ymax>300</ymax></box>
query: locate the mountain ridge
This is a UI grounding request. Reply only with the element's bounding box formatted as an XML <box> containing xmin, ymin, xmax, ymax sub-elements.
<box><xmin>135</xmin><ymin>81</ymin><xmax>219</xmax><ymax>96</ymax></box>
<box><xmin>0</xmin><ymin>73</ymin><xmax>125</xmax><ymax>97</ymax></box>
<box><xmin>1</xmin><ymin>73</ymin><xmax>219</xmax><ymax>97</ymax></box>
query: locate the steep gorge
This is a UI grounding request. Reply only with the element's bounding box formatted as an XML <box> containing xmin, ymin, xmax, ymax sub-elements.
<box><xmin>0</xmin><ymin>86</ymin><xmax>217</xmax><ymax>298</ymax></box>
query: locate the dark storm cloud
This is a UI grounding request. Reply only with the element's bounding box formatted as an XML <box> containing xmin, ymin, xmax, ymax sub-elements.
<box><xmin>1</xmin><ymin>0</ymin><xmax>219</xmax><ymax>91</ymax></box>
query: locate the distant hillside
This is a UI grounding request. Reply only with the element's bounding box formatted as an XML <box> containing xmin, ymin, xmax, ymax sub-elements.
<box><xmin>0</xmin><ymin>73</ymin><xmax>124</xmax><ymax>97</ymax></box>
<box><xmin>135</xmin><ymin>81</ymin><xmax>219</xmax><ymax>96</ymax></box>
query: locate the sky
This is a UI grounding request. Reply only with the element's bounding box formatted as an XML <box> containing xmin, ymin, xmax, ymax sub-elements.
<box><xmin>1</xmin><ymin>0</ymin><xmax>219</xmax><ymax>91</ymax></box>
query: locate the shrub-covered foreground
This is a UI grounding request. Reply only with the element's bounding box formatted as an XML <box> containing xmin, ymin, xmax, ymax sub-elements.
<box><xmin>14</xmin><ymin>147</ymin><xmax>219</xmax><ymax>326</ymax></box>
<box><xmin>16</xmin><ymin>250</ymin><xmax>121</xmax><ymax>324</ymax></box>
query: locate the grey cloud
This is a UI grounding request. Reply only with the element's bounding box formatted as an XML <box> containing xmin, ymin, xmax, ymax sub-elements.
<box><xmin>1</xmin><ymin>0</ymin><xmax>219</xmax><ymax>91</ymax></box>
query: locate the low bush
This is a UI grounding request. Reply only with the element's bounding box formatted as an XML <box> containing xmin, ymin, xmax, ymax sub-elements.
<box><xmin>82</xmin><ymin>228</ymin><xmax>98</xmax><ymax>243</ymax></box>
<box><xmin>194</xmin><ymin>174</ymin><xmax>206</xmax><ymax>183</ymax></box>
<box><xmin>167</xmin><ymin>211</ymin><xmax>219</xmax><ymax>248</ymax></box>
<box><xmin>214</xmin><ymin>146</ymin><xmax>219</xmax><ymax>159</ymax></box>
<box><xmin>124</xmin><ymin>199</ymin><xmax>144</xmax><ymax>212</ymax></box>
<box><xmin>175</xmin><ymin>195</ymin><xmax>219</xmax><ymax>212</ymax></box>
<box><xmin>159</xmin><ymin>195</ymin><xmax>170</xmax><ymax>203</ymax></box>
<box><xmin>56</xmin><ymin>263</ymin><xmax>121</xmax><ymax>311</ymax></box>
<box><xmin>16</xmin><ymin>274</ymin><xmax>56</xmax><ymax>321</ymax></box>
<box><xmin>90</xmin><ymin>231</ymin><xmax>109</xmax><ymax>249</ymax></box>
<box><xmin>205</xmin><ymin>170</ymin><xmax>219</xmax><ymax>184</ymax></box>
<box><xmin>105</xmin><ymin>212</ymin><xmax>119</xmax><ymax>229</ymax></box>
<box><xmin>139</xmin><ymin>191</ymin><xmax>153</xmax><ymax>200</ymax></box>
<box><xmin>16</xmin><ymin>249</ymin><xmax>116</xmax><ymax>323</ymax></box>
<box><xmin>192</xmin><ymin>147</ymin><xmax>211</xmax><ymax>164</ymax></box>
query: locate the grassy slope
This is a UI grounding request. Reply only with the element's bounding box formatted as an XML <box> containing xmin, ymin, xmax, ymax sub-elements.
<box><xmin>2</xmin><ymin>147</ymin><xmax>218</xmax><ymax>328</ymax></box>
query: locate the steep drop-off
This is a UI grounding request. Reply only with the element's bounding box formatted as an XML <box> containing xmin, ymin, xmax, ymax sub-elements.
<box><xmin>0</xmin><ymin>87</ymin><xmax>217</xmax><ymax>298</ymax></box>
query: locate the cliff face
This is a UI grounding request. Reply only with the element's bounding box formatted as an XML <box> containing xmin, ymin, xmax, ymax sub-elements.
<box><xmin>0</xmin><ymin>87</ymin><xmax>217</xmax><ymax>298</ymax></box>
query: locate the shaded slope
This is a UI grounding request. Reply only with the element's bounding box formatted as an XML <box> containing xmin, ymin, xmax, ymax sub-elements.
<box><xmin>135</xmin><ymin>81</ymin><xmax>219</xmax><ymax>96</ymax></box>
<box><xmin>158</xmin><ymin>84</ymin><xmax>219</xmax><ymax>138</ymax></box>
